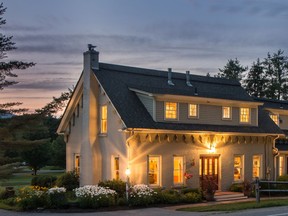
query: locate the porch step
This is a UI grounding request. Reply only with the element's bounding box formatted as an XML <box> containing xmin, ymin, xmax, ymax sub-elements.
<box><xmin>214</xmin><ymin>192</ymin><xmax>248</xmax><ymax>202</ymax></box>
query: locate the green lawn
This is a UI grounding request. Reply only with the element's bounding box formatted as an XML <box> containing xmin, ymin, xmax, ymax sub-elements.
<box><xmin>0</xmin><ymin>169</ymin><xmax>64</xmax><ymax>187</ymax></box>
<box><xmin>179</xmin><ymin>198</ymin><xmax>288</xmax><ymax>212</ymax></box>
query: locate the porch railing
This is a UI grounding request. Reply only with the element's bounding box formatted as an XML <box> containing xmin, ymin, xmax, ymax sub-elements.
<box><xmin>254</xmin><ymin>177</ymin><xmax>288</xmax><ymax>203</ymax></box>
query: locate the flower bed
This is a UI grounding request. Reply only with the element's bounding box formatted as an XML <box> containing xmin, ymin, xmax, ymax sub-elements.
<box><xmin>74</xmin><ymin>185</ymin><xmax>117</xmax><ymax>208</ymax></box>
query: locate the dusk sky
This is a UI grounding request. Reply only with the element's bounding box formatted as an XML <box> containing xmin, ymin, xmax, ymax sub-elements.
<box><xmin>1</xmin><ymin>0</ymin><xmax>288</xmax><ymax>113</ymax></box>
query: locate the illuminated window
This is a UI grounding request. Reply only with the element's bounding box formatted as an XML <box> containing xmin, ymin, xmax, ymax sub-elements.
<box><xmin>234</xmin><ymin>155</ymin><xmax>243</xmax><ymax>181</ymax></box>
<box><xmin>222</xmin><ymin>106</ymin><xmax>231</xmax><ymax>119</ymax></box>
<box><xmin>253</xmin><ymin>155</ymin><xmax>261</xmax><ymax>178</ymax></box>
<box><xmin>113</xmin><ymin>156</ymin><xmax>120</xmax><ymax>180</ymax></box>
<box><xmin>279</xmin><ymin>156</ymin><xmax>284</xmax><ymax>176</ymax></box>
<box><xmin>240</xmin><ymin>108</ymin><xmax>250</xmax><ymax>123</ymax></box>
<box><xmin>189</xmin><ymin>104</ymin><xmax>198</xmax><ymax>118</ymax></box>
<box><xmin>101</xmin><ymin>105</ymin><xmax>107</xmax><ymax>133</ymax></box>
<box><xmin>270</xmin><ymin>114</ymin><xmax>279</xmax><ymax>125</ymax></box>
<box><xmin>173</xmin><ymin>156</ymin><xmax>184</xmax><ymax>185</ymax></box>
<box><xmin>148</xmin><ymin>156</ymin><xmax>160</xmax><ymax>186</ymax></box>
<box><xmin>74</xmin><ymin>154</ymin><xmax>80</xmax><ymax>174</ymax></box>
<box><xmin>165</xmin><ymin>102</ymin><xmax>177</xmax><ymax>120</ymax></box>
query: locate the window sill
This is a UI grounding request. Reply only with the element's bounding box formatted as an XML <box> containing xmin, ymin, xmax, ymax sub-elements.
<box><xmin>99</xmin><ymin>133</ymin><xmax>108</xmax><ymax>137</ymax></box>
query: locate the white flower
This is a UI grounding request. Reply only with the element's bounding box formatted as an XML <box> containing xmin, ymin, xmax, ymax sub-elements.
<box><xmin>47</xmin><ymin>187</ymin><xmax>66</xmax><ymax>194</ymax></box>
<box><xmin>74</xmin><ymin>185</ymin><xmax>117</xmax><ymax>198</ymax></box>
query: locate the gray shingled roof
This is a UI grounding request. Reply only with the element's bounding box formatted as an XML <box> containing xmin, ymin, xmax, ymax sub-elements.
<box><xmin>254</xmin><ymin>97</ymin><xmax>288</xmax><ymax>110</ymax></box>
<box><xmin>93</xmin><ymin>63</ymin><xmax>283</xmax><ymax>134</ymax></box>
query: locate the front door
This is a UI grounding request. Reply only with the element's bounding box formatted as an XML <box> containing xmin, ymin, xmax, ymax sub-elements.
<box><xmin>199</xmin><ymin>156</ymin><xmax>219</xmax><ymax>190</ymax></box>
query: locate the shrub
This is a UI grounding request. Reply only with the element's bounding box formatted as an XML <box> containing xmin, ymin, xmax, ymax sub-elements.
<box><xmin>129</xmin><ymin>184</ymin><xmax>157</xmax><ymax>206</ymax></box>
<box><xmin>17</xmin><ymin>186</ymin><xmax>48</xmax><ymax>210</ymax></box>
<box><xmin>31</xmin><ymin>175</ymin><xmax>57</xmax><ymax>188</ymax></box>
<box><xmin>181</xmin><ymin>192</ymin><xmax>202</xmax><ymax>203</ymax></box>
<box><xmin>56</xmin><ymin>171</ymin><xmax>79</xmax><ymax>191</ymax></box>
<box><xmin>98</xmin><ymin>179</ymin><xmax>126</xmax><ymax>198</ymax></box>
<box><xmin>181</xmin><ymin>187</ymin><xmax>200</xmax><ymax>194</ymax></box>
<box><xmin>0</xmin><ymin>187</ymin><xmax>15</xmax><ymax>199</ymax></box>
<box><xmin>74</xmin><ymin>185</ymin><xmax>117</xmax><ymax>208</ymax></box>
<box><xmin>276</xmin><ymin>175</ymin><xmax>288</xmax><ymax>190</ymax></box>
<box><xmin>47</xmin><ymin>187</ymin><xmax>67</xmax><ymax>209</ymax></box>
<box><xmin>156</xmin><ymin>189</ymin><xmax>181</xmax><ymax>204</ymax></box>
<box><xmin>229</xmin><ymin>183</ymin><xmax>243</xmax><ymax>192</ymax></box>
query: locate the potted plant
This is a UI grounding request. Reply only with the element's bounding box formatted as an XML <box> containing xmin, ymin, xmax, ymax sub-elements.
<box><xmin>242</xmin><ymin>179</ymin><xmax>252</xmax><ymax>197</ymax></box>
<box><xmin>202</xmin><ymin>175</ymin><xmax>217</xmax><ymax>201</ymax></box>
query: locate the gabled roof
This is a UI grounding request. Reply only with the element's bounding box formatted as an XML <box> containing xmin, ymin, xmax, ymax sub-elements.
<box><xmin>93</xmin><ymin>63</ymin><xmax>283</xmax><ymax>135</ymax></box>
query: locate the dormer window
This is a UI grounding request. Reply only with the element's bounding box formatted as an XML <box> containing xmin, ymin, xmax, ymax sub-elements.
<box><xmin>188</xmin><ymin>104</ymin><xmax>198</xmax><ymax>118</ymax></box>
<box><xmin>222</xmin><ymin>106</ymin><xmax>231</xmax><ymax>120</ymax></box>
<box><xmin>240</xmin><ymin>108</ymin><xmax>250</xmax><ymax>123</ymax></box>
<box><xmin>270</xmin><ymin>114</ymin><xmax>279</xmax><ymax>125</ymax></box>
<box><xmin>165</xmin><ymin>102</ymin><xmax>178</xmax><ymax>120</ymax></box>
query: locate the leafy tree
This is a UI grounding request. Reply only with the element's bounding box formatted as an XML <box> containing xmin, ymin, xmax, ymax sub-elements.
<box><xmin>216</xmin><ymin>58</ymin><xmax>248</xmax><ymax>81</ymax></box>
<box><xmin>263</xmin><ymin>49</ymin><xmax>288</xmax><ymax>100</ymax></box>
<box><xmin>49</xmin><ymin>136</ymin><xmax>66</xmax><ymax>168</ymax></box>
<box><xmin>21</xmin><ymin>143</ymin><xmax>51</xmax><ymax>175</ymax></box>
<box><xmin>244</xmin><ymin>58</ymin><xmax>267</xmax><ymax>97</ymax></box>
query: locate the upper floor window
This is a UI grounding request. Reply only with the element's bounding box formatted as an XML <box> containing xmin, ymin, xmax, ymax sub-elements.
<box><xmin>270</xmin><ymin>114</ymin><xmax>279</xmax><ymax>125</ymax></box>
<box><xmin>165</xmin><ymin>102</ymin><xmax>178</xmax><ymax>120</ymax></box>
<box><xmin>240</xmin><ymin>108</ymin><xmax>250</xmax><ymax>123</ymax></box>
<box><xmin>222</xmin><ymin>106</ymin><xmax>231</xmax><ymax>119</ymax></box>
<box><xmin>101</xmin><ymin>105</ymin><xmax>107</xmax><ymax>134</ymax></box>
<box><xmin>188</xmin><ymin>104</ymin><xmax>198</xmax><ymax>118</ymax></box>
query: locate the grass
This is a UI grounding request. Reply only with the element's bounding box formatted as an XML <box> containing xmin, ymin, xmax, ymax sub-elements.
<box><xmin>179</xmin><ymin>198</ymin><xmax>288</xmax><ymax>212</ymax></box>
<box><xmin>0</xmin><ymin>169</ymin><xmax>64</xmax><ymax>187</ymax></box>
<box><xmin>0</xmin><ymin>202</ymin><xmax>18</xmax><ymax>211</ymax></box>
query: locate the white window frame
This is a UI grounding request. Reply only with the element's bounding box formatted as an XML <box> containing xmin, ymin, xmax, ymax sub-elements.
<box><xmin>239</xmin><ymin>107</ymin><xmax>250</xmax><ymax>123</ymax></box>
<box><xmin>188</xmin><ymin>104</ymin><xmax>199</xmax><ymax>118</ymax></box>
<box><xmin>148</xmin><ymin>155</ymin><xmax>161</xmax><ymax>187</ymax></box>
<box><xmin>164</xmin><ymin>102</ymin><xmax>178</xmax><ymax>120</ymax></box>
<box><xmin>252</xmin><ymin>155</ymin><xmax>262</xmax><ymax>179</ymax></box>
<box><xmin>234</xmin><ymin>155</ymin><xmax>244</xmax><ymax>182</ymax></box>
<box><xmin>173</xmin><ymin>156</ymin><xmax>184</xmax><ymax>185</ymax></box>
<box><xmin>100</xmin><ymin>105</ymin><xmax>108</xmax><ymax>134</ymax></box>
<box><xmin>222</xmin><ymin>106</ymin><xmax>232</xmax><ymax>120</ymax></box>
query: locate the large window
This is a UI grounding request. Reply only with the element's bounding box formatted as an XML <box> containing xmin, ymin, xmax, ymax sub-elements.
<box><xmin>165</xmin><ymin>102</ymin><xmax>177</xmax><ymax>120</ymax></box>
<box><xmin>240</xmin><ymin>108</ymin><xmax>250</xmax><ymax>123</ymax></box>
<box><xmin>270</xmin><ymin>114</ymin><xmax>279</xmax><ymax>125</ymax></box>
<box><xmin>101</xmin><ymin>105</ymin><xmax>107</xmax><ymax>133</ymax></box>
<box><xmin>74</xmin><ymin>154</ymin><xmax>80</xmax><ymax>174</ymax></box>
<box><xmin>148</xmin><ymin>156</ymin><xmax>160</xmax><ymax>186</ymax></box>
<box><xmin>253</xmin><ymin>155</ymin><xmax>261</xmax><ymax>178</ymax></box>
<box><xmin>279</xmin><ymin>156</ymin><xmax>284</xmax><ymax>176</ymax></box>
<box><xmin>113</xmin><ymin>156</ymin><xmax>120</xmax><ymax>180</ymax></box>
<box><xmin>222</xmin><ymin>106</ymin><xmax>231</xmax><ymax>119</ymax></box>
<box><xmin>189</xmin><ymin>104</ymin><xmax>198</xmax><ymax>118</ymax></box>
<box><xmin>234</xmin><ymin>155</ymin><xmax>243</xmax><ymax>181</ymax></box>
<box><xmin>173</xmin><ymin>156</ymin><xmax>184</xmax><ymax>185</ymax></box>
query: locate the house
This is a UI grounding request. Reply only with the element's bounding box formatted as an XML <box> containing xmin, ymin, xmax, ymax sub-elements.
<box><xmin>57</xmin><ymin>46</ymin><xmax>284</xmax><ymax>191</ymax></box>
<box><xmin>254</xmin><ymin>97</ymin><xmax>288</xmax><ymax>178</ymax></box>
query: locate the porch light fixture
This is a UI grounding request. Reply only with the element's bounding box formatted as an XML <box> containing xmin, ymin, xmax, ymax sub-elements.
<box><xmin>209</xmin><ymin>143</ymin><xmax>216</xmax><ymax>153</ymax></box>
<box><xmin>125</xmin><ymin>168</ymin><xmax>131</xmax><ymax>201</ymax></box>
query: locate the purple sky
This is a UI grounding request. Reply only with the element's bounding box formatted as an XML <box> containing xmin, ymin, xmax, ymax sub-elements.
<box><xmin>1</xmin><ymin>0</ymin><xmax>288</xmax><ymax>113</ymax></box>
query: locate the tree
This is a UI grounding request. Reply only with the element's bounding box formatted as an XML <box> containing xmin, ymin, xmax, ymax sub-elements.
<box><xmin>21</xmin><ymin>143</ymin><xmax>51</xmax><ymax>175</ymax></box>
<box><xmin>0</xmin><ymin>3</ymin><xmax>34</xmax><ymax>115</ymax></box>
<box><xmin>49</xmin><ymin>136</ymin><xmax>66</xmax><ymax>169</ymax></box>
<box><xmin>216</xmin><ymin>58</ymin><xmax>248</xmax><ymax>81</ymax></box>
<box><xmin>244</xmin><ymin>58</ymin><xmax>267</xmax><ymax>98</ymax></box>
<box><xmin>263</xmin><ymin>50</ymin><xmax>288</xmax><ymax>100</ymax></box>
